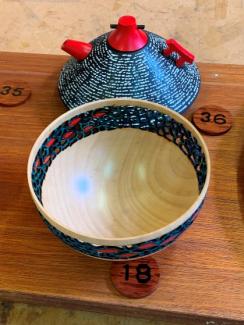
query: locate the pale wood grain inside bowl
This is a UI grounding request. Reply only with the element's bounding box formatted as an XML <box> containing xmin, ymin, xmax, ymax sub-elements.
<box><xmin>27</xmin><ymin>98</ymin><xmax>210</xmax><ymax>246</ymax></box>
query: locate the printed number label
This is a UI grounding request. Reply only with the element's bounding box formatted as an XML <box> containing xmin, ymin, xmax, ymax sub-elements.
<box><xmin>201</xmin><ymin>112</ymin><xmax>226</xmax><ymax>125</ymax></box>
<box><xmin>124</xmin><ymin>263</ymin><xmax>151</xmax><ymax>284</ymax></box>
<box><xmin>0</xmin><ymin>86</ymin><xmax>24</xmax><ymax>96</ymax></box>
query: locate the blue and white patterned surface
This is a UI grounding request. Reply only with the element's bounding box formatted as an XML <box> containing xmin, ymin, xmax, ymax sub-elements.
<box><xmin>59</xmin><ymin>32</ymin><xmax>200</xmax><ymax>113</ymax></box>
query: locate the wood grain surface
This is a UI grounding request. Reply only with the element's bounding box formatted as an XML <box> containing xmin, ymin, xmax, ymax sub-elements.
<box><xmin>0</xmin><ymin>52</ymin><xmax>244</xmax><ymax>324</ymax></box>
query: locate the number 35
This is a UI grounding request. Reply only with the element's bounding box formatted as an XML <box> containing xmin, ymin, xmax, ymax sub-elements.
<box><xmin>0</xmin><ymin>86</ymin><xmax>23</xmax><ymax>96</ymax></box>
<box><xmin>201</xmin><ymin>112</ymin><xmax>226</xmax><ymax>125</ymax></box>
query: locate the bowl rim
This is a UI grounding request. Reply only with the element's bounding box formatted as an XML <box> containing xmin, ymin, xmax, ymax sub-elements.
<box><xmin>27</xmin><ymin>98</ymin><xmax>211</xmax><ymax>246</ymax></box>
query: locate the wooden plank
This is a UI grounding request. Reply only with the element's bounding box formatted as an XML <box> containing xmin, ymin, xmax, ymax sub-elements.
<box><xmin>0</xmin><ymin>52</ymin><xmax>243</xmax><ymax>324</ymax></box>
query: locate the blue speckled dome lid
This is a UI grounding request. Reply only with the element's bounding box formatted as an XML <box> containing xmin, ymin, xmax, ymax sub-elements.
<box><xmin>59</xmin><ymin>31</ymin><xmax>200</xmax><ymax>114</ymax></box>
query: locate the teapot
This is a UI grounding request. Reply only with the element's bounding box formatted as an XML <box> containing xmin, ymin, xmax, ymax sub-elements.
<box><xmin>59</xmin><ymin>15</ymin><xmax>200</xmax><ymax>113</ymax></box>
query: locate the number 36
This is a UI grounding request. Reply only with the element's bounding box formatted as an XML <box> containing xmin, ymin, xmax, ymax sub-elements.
<box><xmin>201</xmin><ymin>112</ymin><xmax>226</xmax><ymax>125</ymax></box>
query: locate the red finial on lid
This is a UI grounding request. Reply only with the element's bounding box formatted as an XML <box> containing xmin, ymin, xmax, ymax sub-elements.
<box><xmin>108</xmin><ymin>16</ymin><xmax>148</xmax><ymax>52</ymax></box>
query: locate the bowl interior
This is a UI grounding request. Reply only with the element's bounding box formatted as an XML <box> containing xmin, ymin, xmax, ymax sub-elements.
<box><xmin>31</xmin><ymin>104</ymin><xmax>207</xmax><ymax>241</ymax></box>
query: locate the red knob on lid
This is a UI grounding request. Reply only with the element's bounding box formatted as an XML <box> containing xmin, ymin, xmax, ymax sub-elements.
<box><xmin>108</xmin><ymin>16</ymin><xmax>148</xmax><ymax>52</ymax></box>
<box><xmin>163</xmin><ymin>39</ymin><xmax>195</xmax><ymax>67</ymax></box>
<box><xmin>62</xmin><ymin>40</ymin><xmax>92</xmax><ymax>61</ymax></box>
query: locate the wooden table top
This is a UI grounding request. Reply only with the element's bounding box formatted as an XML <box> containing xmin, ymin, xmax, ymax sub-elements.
<box><xmin>0</xmin><ymin>52</ymin><xmax>243</xmax><ymax>324</ymax></box>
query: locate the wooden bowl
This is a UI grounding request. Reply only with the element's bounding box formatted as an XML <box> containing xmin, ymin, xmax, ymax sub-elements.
<box><xmin>27</xmin><ymin>98</ymin><xmax>210</xmax><ymax>260</ymax></box>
